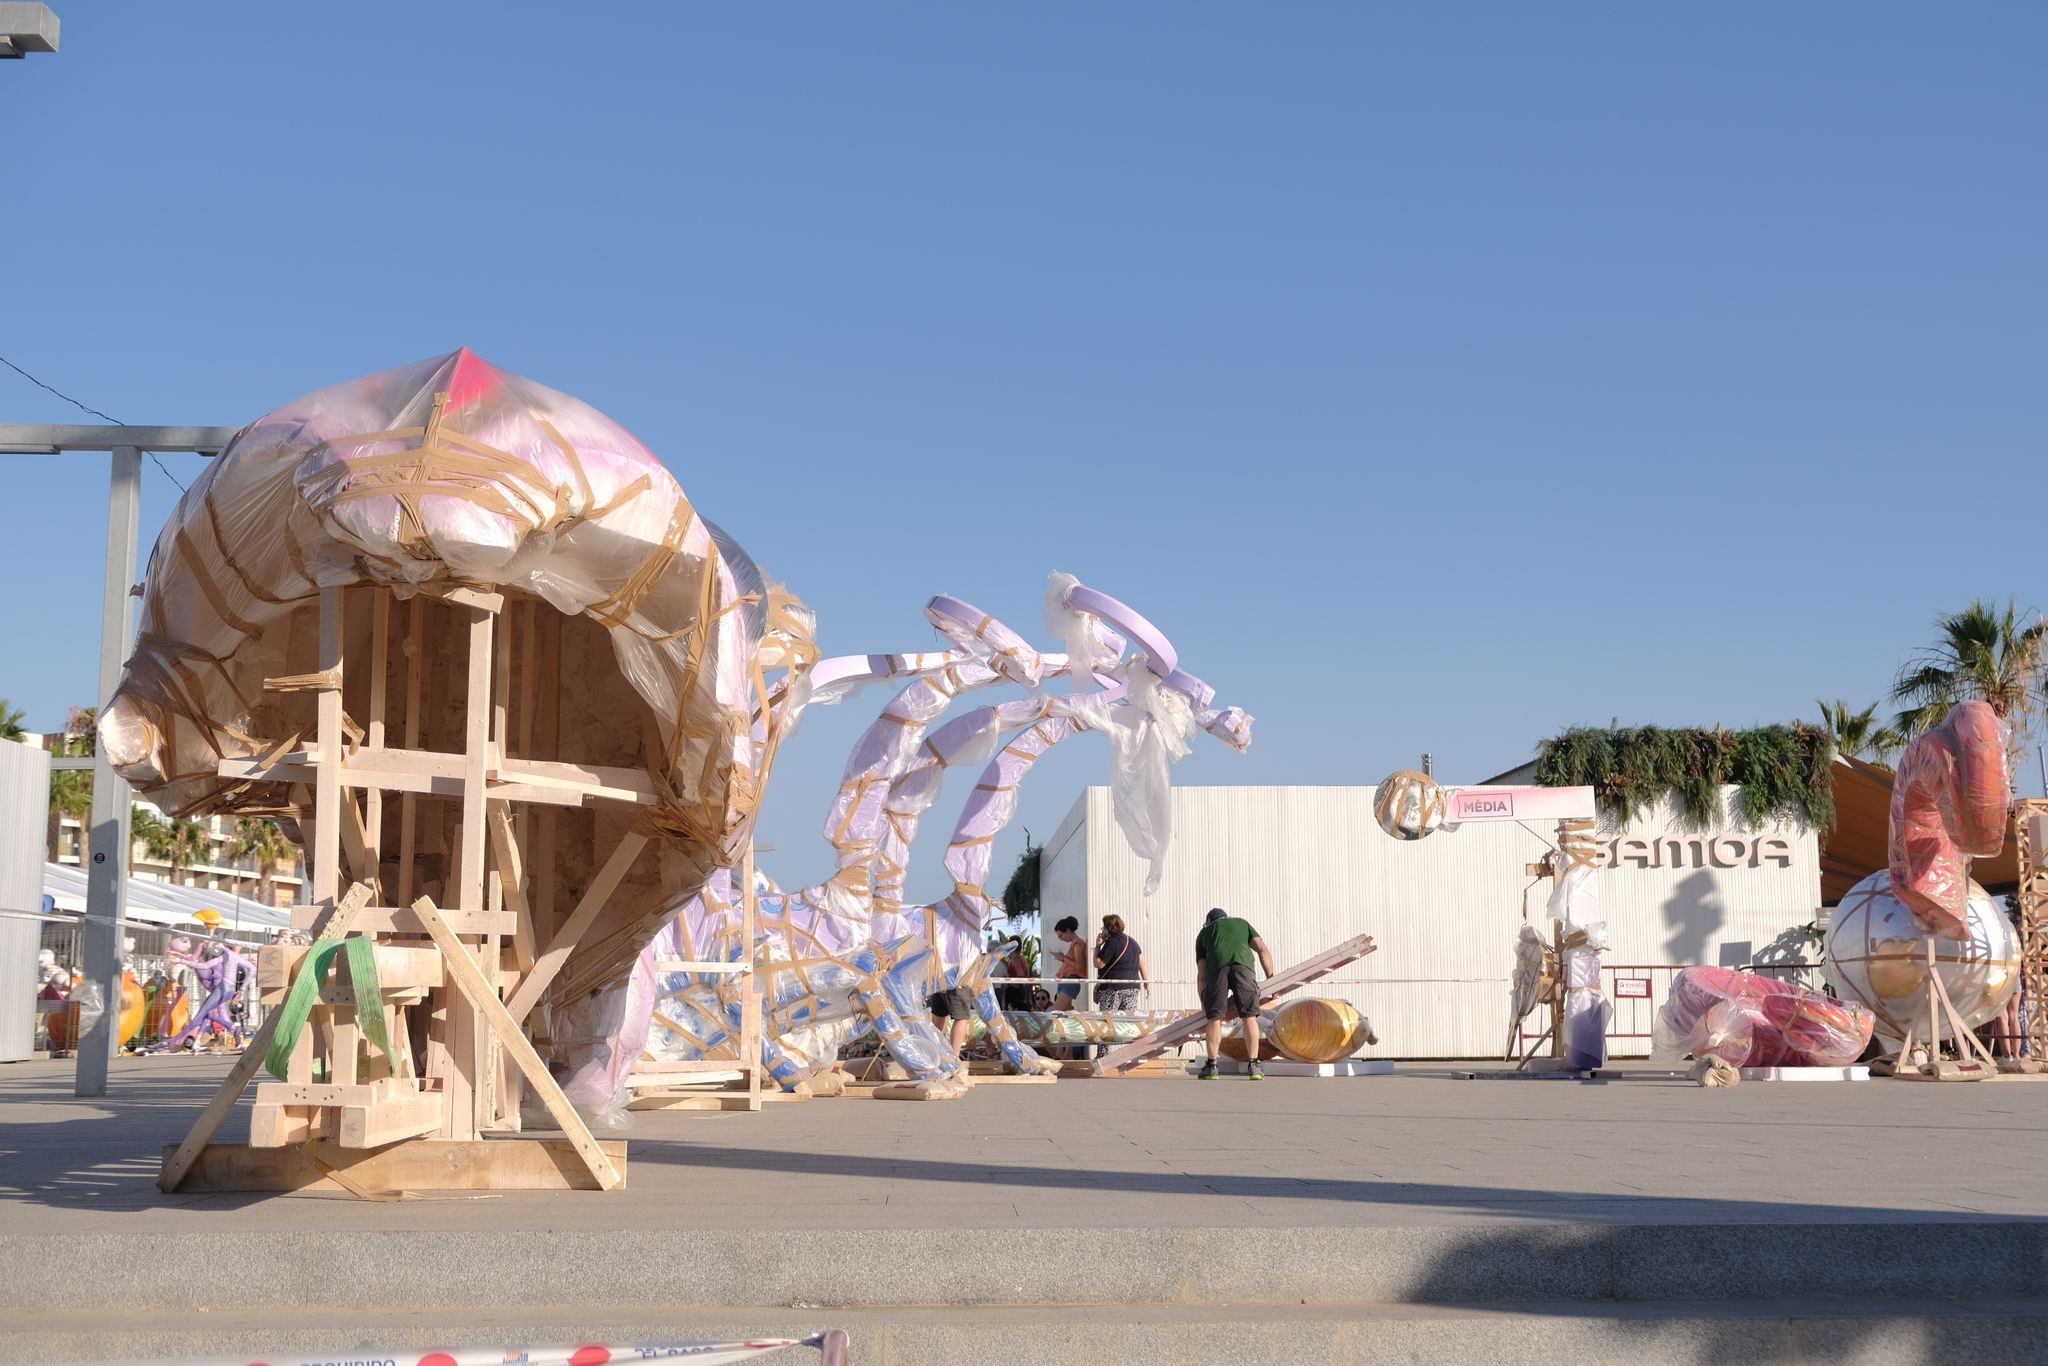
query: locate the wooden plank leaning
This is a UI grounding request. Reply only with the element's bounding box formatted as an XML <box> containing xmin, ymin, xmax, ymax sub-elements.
<box><xmin>501</xmin><ymin>829</ymin><xmax>648</xmax><ymax>1026</ymax></box>
<box><xmin>158</xmin><ymin>881</ymin><xmax>376</xmax><ymax>1193</ymax></box>
<box><xmin>410</xmin><ymin>895</ymin><xmax>623</xmax><ymax>1191</ymax></box>
<box><xmin>1090</xmin><ymin>932</ymin><xmax>1379</xmax><ymax>1075</ymax></box>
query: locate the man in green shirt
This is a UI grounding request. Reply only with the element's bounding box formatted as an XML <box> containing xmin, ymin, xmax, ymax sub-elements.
<box><xmin>1195</xmin><ymin>907</ymin><xmax>1275</xmax><ymax>1081</ymax></box>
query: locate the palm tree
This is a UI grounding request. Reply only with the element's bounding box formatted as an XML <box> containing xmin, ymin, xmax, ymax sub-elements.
<box><xmin>226</xmin><ymin>818</ymin><xmax>296</xmax><ymax>908</ymax></box>
<box><xmin>1815</xmin><ymin>698</ymin><xmax>1907</xmax><ymax>768</ymax></box>
<box><xmin>139</xmin><ymin>810</ymin><xmax>208</xmax><ymax>885</ymax></box>
<box><xmin>64</xmin><ymin>706</ymin><xmax>96</xmax><ymax>751</ymax></box>
<box><xmin>0</xmin><ymin>700</ymin><xmax>26</xmax><ymax>742</ymax></box>
<box><xmin>45</xmin><ymin>706</ymin><xmax>100</xmax><ymax>866</ymax></box>
<box><xmin>49</xmin><ymin>770</ymin><xmax>92</xmax><ymax>866</ymax></box>
<box><xmin>128</xmin><ymin>805</ymin><xmax>164</xmax><ymax>874</ymax></box>
<box><xmin>1891</xmin><ymin>597</ymin><xmax>2048</xmax><ymax>777</ymax></box>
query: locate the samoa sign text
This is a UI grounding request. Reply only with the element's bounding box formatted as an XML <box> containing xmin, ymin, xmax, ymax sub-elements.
<box><xmin>1597</xmin><ymin>834</ymin><xmax>1795</xmax><ymax>871</ymax></box>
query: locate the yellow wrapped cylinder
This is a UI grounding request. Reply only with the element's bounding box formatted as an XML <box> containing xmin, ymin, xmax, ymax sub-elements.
<box><xmin>1269</xmin><ymin>998</ymin><xmax>1371</xmax><ymax>1064</ymax></box>
<box><xmin>1219</xmin><ymin>1034</ymin><xmax>1278</xmax><ymax>1062</ymax></box>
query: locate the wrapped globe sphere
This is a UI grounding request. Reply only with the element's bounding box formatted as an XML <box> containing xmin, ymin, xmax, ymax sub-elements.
<box><xmin>1221</xmin><ymin>998</ymin><xmax>1374</xmax><ymax>1063</ymax></box>
<box><xmin>1270</xmin><ymin>998</ymin><xmax>1375</xmax><ymax>1063</ymax></box>
<box><xmin>1374</xmin><ymin>770</ymin><xmax>1446</xmax><ymax>841</ymax></box>
<box><xmin>1823</xmin><ymin>870</ymin><xmax>2018</xmax><ymax>1042</ymax></box>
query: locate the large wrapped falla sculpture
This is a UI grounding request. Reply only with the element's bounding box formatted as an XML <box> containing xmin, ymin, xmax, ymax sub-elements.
<box><xmin>1818</xmin><ymin>698</ymin><xmax>2019</xmax><ymax>1080</ymax></box>
<box><xmin>119</xmin><ymin>350</ymin><xmax>817</xmax><ymax>1189</ymax></box>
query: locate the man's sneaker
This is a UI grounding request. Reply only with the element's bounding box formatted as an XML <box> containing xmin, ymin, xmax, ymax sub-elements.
<box><xmin>1198</xmin><ymin>1058</ymin><xmax>1220</xmax><ymax>1081</ymax></box>
<box><xmin>1248</xmin><ymin>1062</ymin><xmax>1266</xmax><ymax>1082</ymax></box>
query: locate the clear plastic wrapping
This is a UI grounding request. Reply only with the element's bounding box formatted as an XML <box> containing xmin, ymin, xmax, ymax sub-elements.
<box><xmin>1888</xmin><ymin>700</ymin><xmax>2012</xmax><ymax>938</ymax></box>
<box><xmin>1653</xmin><ymin>965</ymin><xmax>1875</xmax><ymax>1068</ymax></box>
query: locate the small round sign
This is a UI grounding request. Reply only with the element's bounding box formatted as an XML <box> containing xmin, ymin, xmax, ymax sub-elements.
<box><xmin>1373</xmin><ymin>770</ymin><xmax>1446</xmax><ymax>841</ymax></box>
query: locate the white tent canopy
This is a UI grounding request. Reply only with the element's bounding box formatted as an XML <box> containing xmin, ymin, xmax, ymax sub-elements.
<box><xmin>41</xmin><ymin>863</ymin><xmax>292</xmax><ymax>933</ymax></box>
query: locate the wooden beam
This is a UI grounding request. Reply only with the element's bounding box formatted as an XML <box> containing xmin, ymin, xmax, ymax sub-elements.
<box><xmin>459</xmin><ymin>605</ymin><xmax>494</xmax><ymax>1135</ymax></box>
<box><xmin>248</xmin><ymin>1103</ymin><xmax>314</xmax><ymax>1147</ymax></box>
<box><xmin>339</xmin><ymin>1091</ymin><xmax>446</xmax><ymax>1148</ymax></box>
<box><xmin>502</xmin><ymin>830</ymin><xmax>648</xmax><ymax>1024</ymax></box>
<box><xmin>255</xmin><ymin>1079</ymin><xmax>425</xmax><ymax>1107</ymax></box>
<box><xmin>365</xmin><ymin>588</ymin><xmax>390</xmax><ymax>901</ymax></box>
<box><xmin>629</xmin><ymin>1059</ymin><xmax>750</xmax><ymax>1075</ymax></box>
<box><xmin>312</xmin><ymin>588</ymin><xmax>343</xmax><ymax>906</ymax></box>
<box><xmin>338</xmin><ymin>789</ymin><xmax>379</xmax><ymax>889</ymax></box>
<box><xmin>433</xmin><ymin>584</ymin><xmax>505</xmax><ymax>613</ymax></box>
<box><xmin>158</xmin><ymin>883</ymin><xmax>374</xmax><ymax>1192</ymax></box>
<box><xmin>397</xmin><ymin>595</ymin><xmax>424</xmax><ymax>907</ymax></box>
<box><xmin>489</xmin><ymin>802</ymin><xmax>537</xmax><ymax>973</ymax></box>
<box><xmin>288</xmin><ymin>904</ymin><xmax>516</xmax><ymax>936</ymax></box>
<box><xmin>411</xmin><ymin>896</ymin><xmax>623</xmax><ymax>1190</ymax></box>
<box><xmin>258</xmin><ymin>943</ymin><xmax>443</xmax><ymax>995</ymax></box>
<box><xmin>535</xmin><ymin>606</ymin><xmax>561</xmax><ymax>945</ymax></box>
<box><xmin>627</xmin><ymin>1092</ymin><xmax>799</xmax><ymax>1112</ymax></box>
<box><xmin>160</xmin><ymin>1138</ymin><xmax>627</xmax><ymax>1194</ymax></box>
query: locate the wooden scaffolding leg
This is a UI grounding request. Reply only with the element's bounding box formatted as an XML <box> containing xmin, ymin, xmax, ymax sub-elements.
<box><xmin>397</xmin><ymin>596</ymin><xmax>424</xmax><ymax>908</ymax></box>
<box><xmin>313</xmin><ymin>587</ymin><xmax>344</xmax><ymax>909</ymax></box>
<box><xmin>365</xmin><ymin>588</ymin><xmax>389</xmax><ymax>903</ymax></box>
<box><xmin>412</xmin><ymin>896</ymin><xmax>623</xmax><ymax>1190</ymax></box>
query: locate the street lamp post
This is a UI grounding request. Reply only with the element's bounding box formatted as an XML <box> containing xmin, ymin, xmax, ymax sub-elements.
<box><xmin>0</xmin><ymin>3</ymin><xmax>60</xmax><ymax>59</ymax></box>
<box><xmin>0</xmin><ymin>424</ymin><xmax>236</xmax><ymax>1096</ymax></box>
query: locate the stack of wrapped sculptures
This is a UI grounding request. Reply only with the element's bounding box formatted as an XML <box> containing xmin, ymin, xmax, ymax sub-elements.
<box><xmin>1653</xmin><ymin>966</ymin><xmax>1875</xmax><ymax>1068</ymax></box>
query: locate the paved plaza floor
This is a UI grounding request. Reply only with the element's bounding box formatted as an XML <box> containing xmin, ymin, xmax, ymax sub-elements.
<box><xmin>5</xmin><ymin>1051</ymin><xmax>2046</xmax><ymax>1234</ymax></box>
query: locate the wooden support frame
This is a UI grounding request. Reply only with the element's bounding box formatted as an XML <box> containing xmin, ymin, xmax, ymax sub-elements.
<box><xmin>412</xmin><ymin>895</ymin><xmax>622</xmax><ymax>1189</ymax></box>
<box><xmin>1878</xmin><ymin>936</ymin><xmax>2000</xmax><ymax>1083</ymax></box>
<box><xmin>159</xmin><ymin>882</ymin><xmax>374</xmax><ymax>1192</ymax></box>
<box><xmin>2018</xmin><ymin>800</ymin><xmax>2048</xmax><ymax>1066</ymax></box>
<box><xmin>161</xmin><ymin>1138</ymin><xmax>628</xmax><ymax>1194</ymax></box>
<box><xmin>158</xmin><ymin>578</ymin><xmax>681</xmax><ymax>1196</ymax></box>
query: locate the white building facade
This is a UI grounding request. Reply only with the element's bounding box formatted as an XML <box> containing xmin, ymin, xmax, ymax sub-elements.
<box><xmin>1038</xmin><ymin>784</ymin><xmax>1823</xmax><ymax>1059</ymax></box>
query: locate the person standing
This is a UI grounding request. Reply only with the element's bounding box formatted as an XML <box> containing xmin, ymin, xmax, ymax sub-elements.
<box><xmin>1195</xmin><ymin>907</ymin><xmax>1275</xmax><ymax>1081</ymax></box>
<box><xmin>1050</xmin><ymin>916</ymin><xmax>1087</xmax><ymax>1011</ymax></box>
<box><xmin>926</xmin><ymin>982</ymin><xmax>976</xmax><ymax>1055</ymax></box>
<box><xmin>1091</xmin><ymin>914</ymin><xmax>1149</xmax><ymax>1059</ymax></box>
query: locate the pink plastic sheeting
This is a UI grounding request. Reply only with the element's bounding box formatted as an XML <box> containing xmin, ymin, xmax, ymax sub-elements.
<box><xmin>1653</xmin><ymin>966</ymin><xmax>1875</xmax><ymax>1068</ymax></box>
<box><xmin>1888</xmin><ymin>700</ymin><xmax>2012</xmax><ymax>938</ymax></box>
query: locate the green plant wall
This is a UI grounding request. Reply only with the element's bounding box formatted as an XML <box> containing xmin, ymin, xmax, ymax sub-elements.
<box><xmin>1534</xmin><ymin>724</ymin><xmax>1836</xmax><ymax>831</ymax></box>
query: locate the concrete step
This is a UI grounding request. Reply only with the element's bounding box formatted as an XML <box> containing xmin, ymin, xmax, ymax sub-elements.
<box><xmin>4</xmin><ymin>1221</ymin><xmax>2043</xmax><ymax>1314</ymax></box>
<box><xmin>4</xmin><ymin>1299</ymin><xmax>2047</xmax><ymax>1366</ymax></box>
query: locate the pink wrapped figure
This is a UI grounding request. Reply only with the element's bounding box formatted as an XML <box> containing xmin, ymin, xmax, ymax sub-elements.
<box><xmin>1655</xmin><ymin>966</ymin><xmax>1875</xmax><ymax>1068</ymax></box>
<box><xmin>1888</xmin><ymin>700</ymin><xmax>2010</xmax><ymax>938</ymax></box>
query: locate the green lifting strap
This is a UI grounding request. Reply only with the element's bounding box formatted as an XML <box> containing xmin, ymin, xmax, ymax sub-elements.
<box><xmin>264</xmin><ymin>936</ymin><xmax>396</xmax><ymax>1082</ymax></box>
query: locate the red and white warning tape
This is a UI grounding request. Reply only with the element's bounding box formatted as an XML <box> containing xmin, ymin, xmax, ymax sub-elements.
<box><xmin>89</xmin><ymin>1334</ymin><xmax>849</xmax><ymax>1366</ymax></box>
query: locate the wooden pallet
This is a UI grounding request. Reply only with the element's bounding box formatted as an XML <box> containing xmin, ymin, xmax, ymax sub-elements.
<box><xmin>1058</xmin><ymin>1056</ymin><xmax>1185</xmax><ymax>1079</ymax></box>
<box><xmin>1092</xmin><ymin>933</ymin><xmax>1379</xmax><ymax>1075</ymax></box>
<box><xmin>163</xmin><ymin>1137</ymin><xmax>628</xmax><ymax>1195</ymax></box>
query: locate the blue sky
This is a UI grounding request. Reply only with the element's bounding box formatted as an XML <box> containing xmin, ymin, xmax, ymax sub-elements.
<box><xmin>3</xmin><ymin>5</ymin><xmax>2043</xmax><ymax>901</ymax></box>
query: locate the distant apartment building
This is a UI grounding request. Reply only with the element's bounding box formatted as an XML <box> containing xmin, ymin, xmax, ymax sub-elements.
<box><xmin>31</xmin><ymin>729</ymin><xmax>305</xmax><ymax>909</ymax></box>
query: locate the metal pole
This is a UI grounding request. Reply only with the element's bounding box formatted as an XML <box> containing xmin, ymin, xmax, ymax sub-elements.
<box><xmin>75</xmin><ymin>446</ymin><xmax>140</xmax><ymax>1097</ymax></box>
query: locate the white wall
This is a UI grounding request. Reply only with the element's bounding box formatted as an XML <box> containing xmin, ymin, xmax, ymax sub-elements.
<box><xmin>1038</xmin><ymin>784</ymin><xmax>1822</xmax><ymax>1059</ymax></box>
<box><xmin>0</xmin><ymin>739</ymin><xmax>52</xmax><ymax>1061</ymax></box>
